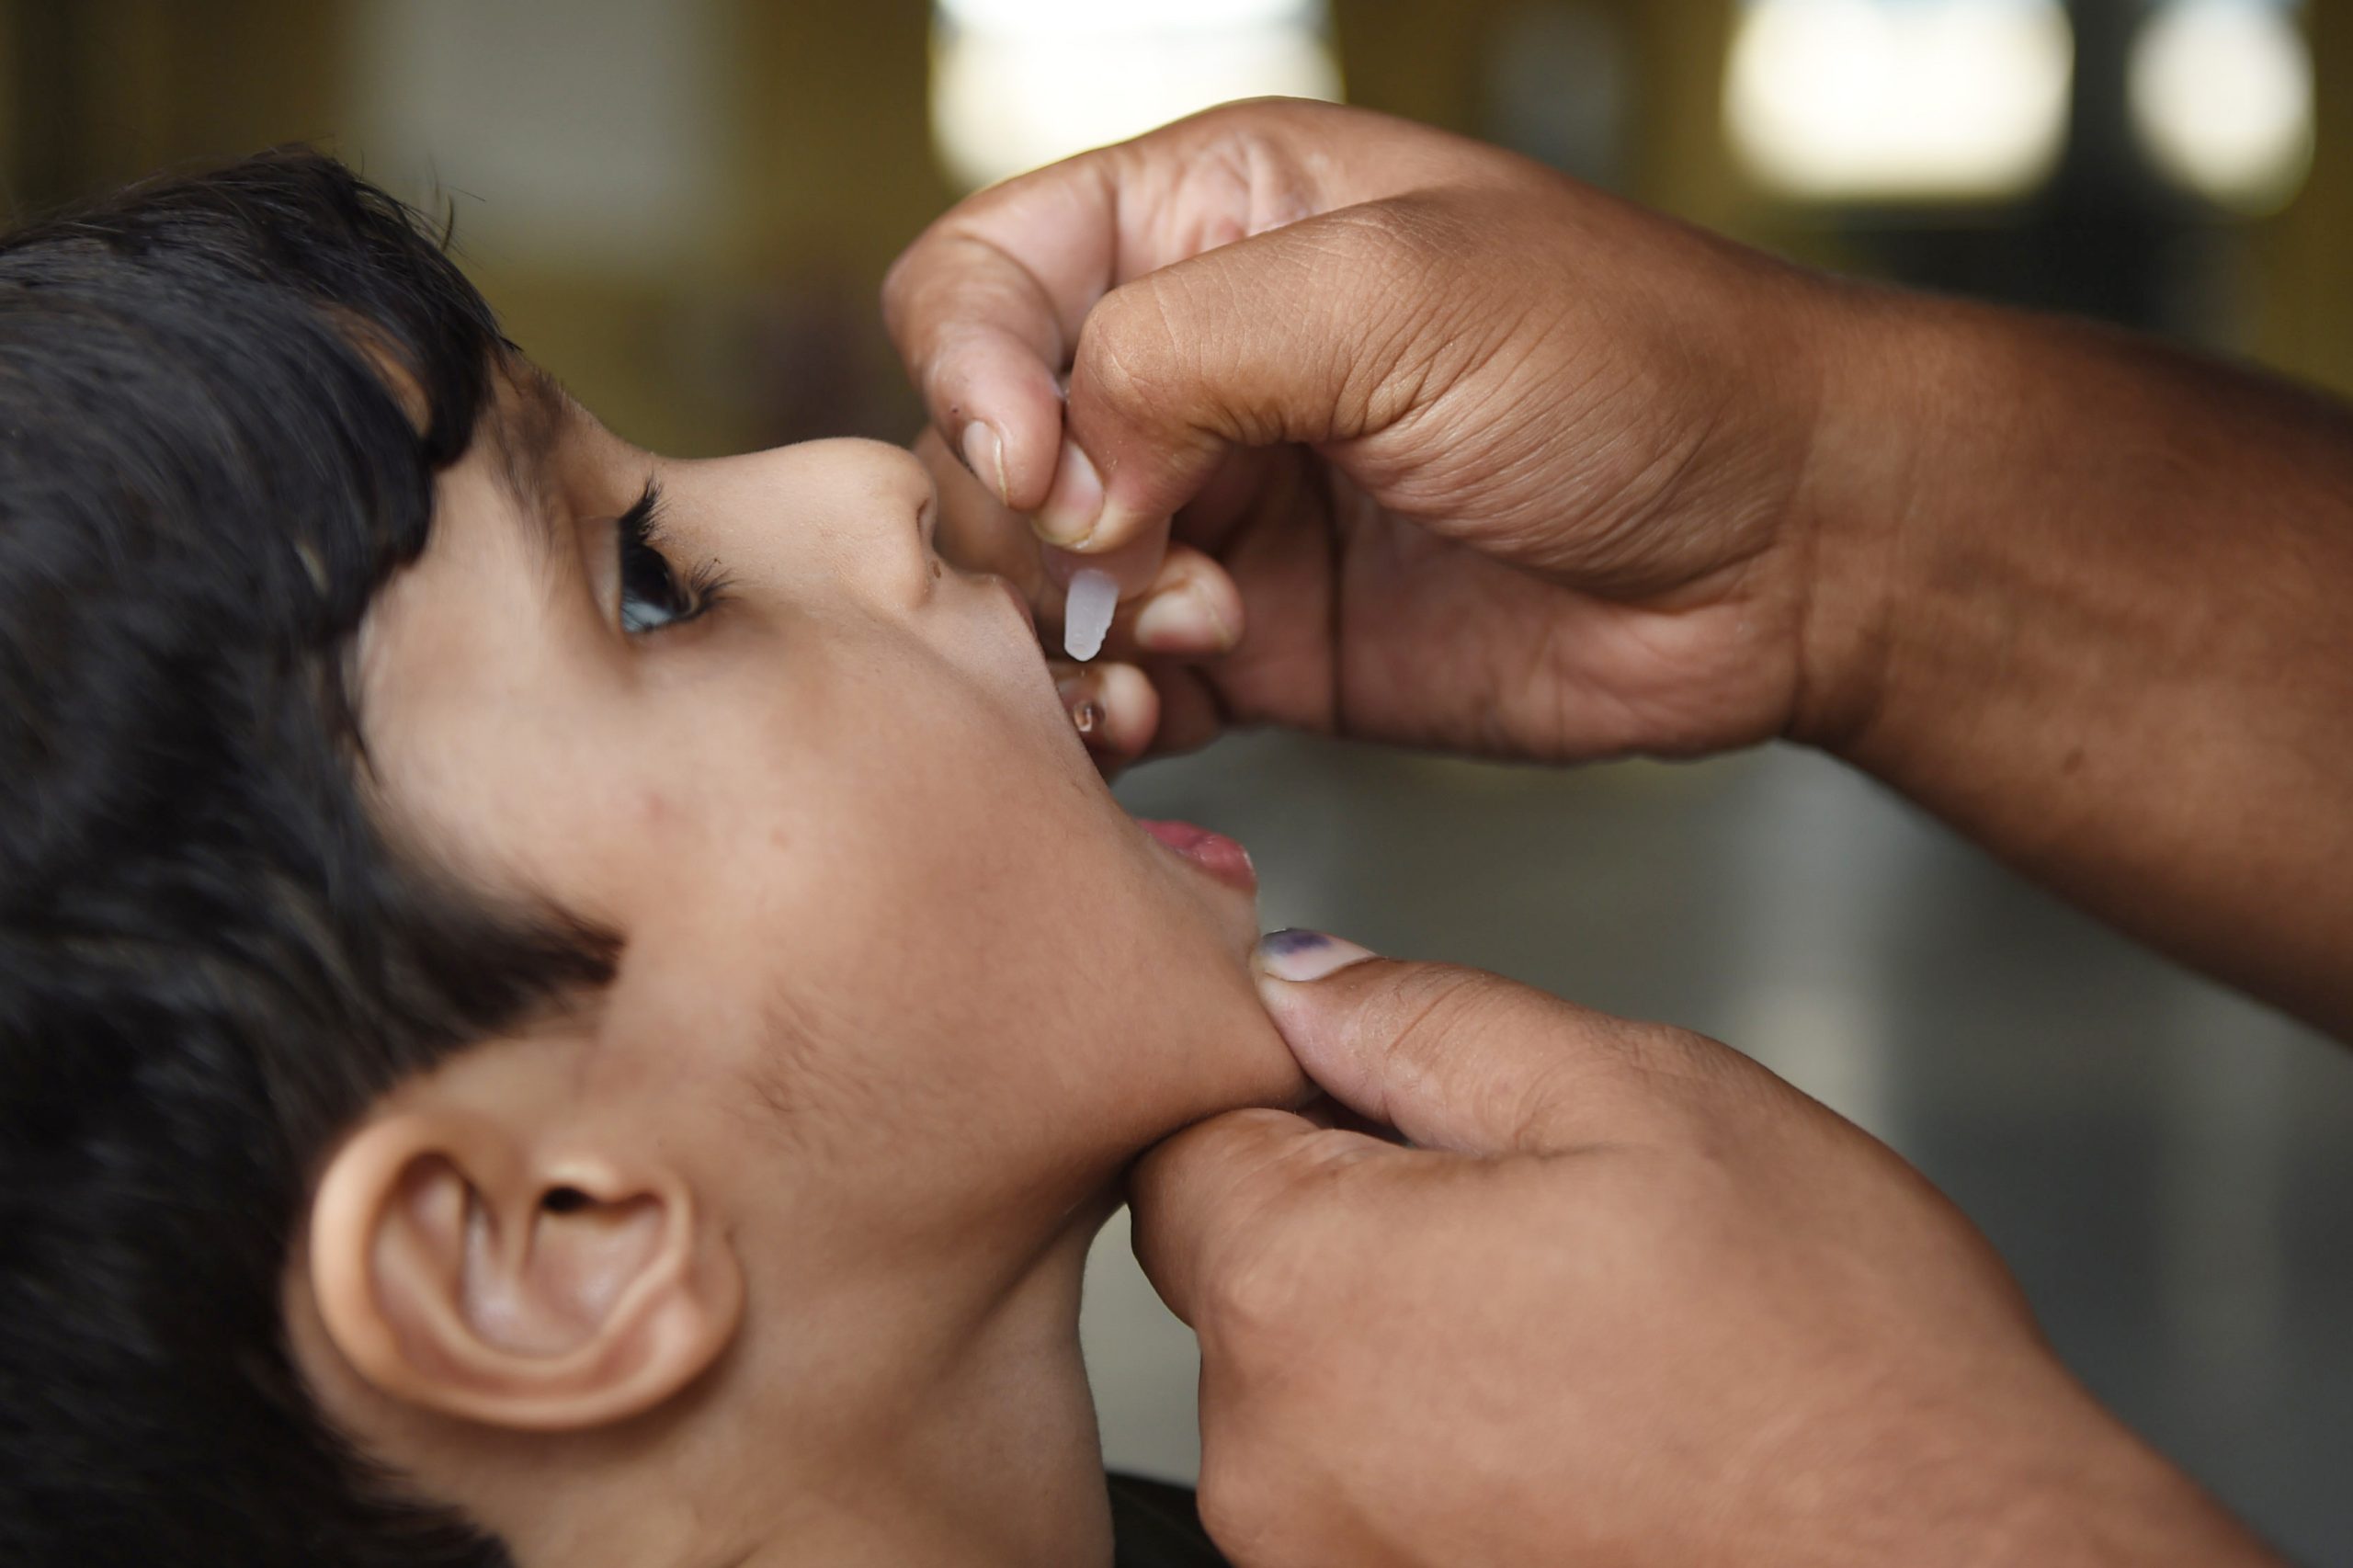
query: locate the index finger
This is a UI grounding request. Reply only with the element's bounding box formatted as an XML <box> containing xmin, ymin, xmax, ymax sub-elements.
<box><xmin>1129</xmin><ymin>1107</ymin><xmax>1387</xmax><ymax>1330</ymax></box>
<box><xmin>883</xmin><ymin>164</ymin><xmax>1120</xmax><ymax>512</ymax></box>
<box><xmin>886</xmin><ymin>99</ymin><xmax>1385</xmax><ymax>515</ymax></box>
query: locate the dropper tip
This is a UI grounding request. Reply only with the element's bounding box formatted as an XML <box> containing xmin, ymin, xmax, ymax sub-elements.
<box><xmin>1063</xmin><ymin>568</ymin><xmax>1117</xmax><ymax>663</ymax></box>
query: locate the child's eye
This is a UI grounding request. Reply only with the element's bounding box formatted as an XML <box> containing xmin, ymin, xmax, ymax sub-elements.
<box><xmin>615</xmin><ymin>482</ymin><xmax>722</xmax><ymax>634</ymax></box>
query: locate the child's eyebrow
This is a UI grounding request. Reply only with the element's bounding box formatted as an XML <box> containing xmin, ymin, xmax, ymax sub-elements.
<box><xmin>490</xmin><ymin>365</ymin><xmax>572</xmax><ymax>572</ymax></box>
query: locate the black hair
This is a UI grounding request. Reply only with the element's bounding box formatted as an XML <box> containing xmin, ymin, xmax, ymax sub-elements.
<box><xmin>0</xmin><ymin>152</ymin><xmax>616</xmax><ymax>1566</ymax></box>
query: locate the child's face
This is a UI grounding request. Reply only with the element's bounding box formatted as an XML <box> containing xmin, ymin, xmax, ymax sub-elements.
<box><xmin>348</xmin><ymin>367</ymin><xmax>1301</xmax><ymax>1301</ymax></box>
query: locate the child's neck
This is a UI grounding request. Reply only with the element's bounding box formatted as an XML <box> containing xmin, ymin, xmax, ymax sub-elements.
<box><xmin>504</xmin><ymin>1215</ymin><xmax>1120</xmax><ymax>1568</ymax></box>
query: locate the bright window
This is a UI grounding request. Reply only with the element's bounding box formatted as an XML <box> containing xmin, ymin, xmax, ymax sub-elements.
<box><xmin>928</xmin><ymin>0</ymin><xmax>1342</xmax><ymax>192</ymax></box>
<box><xmin>2129</xmin><ymin>0</ymin><xmax>2313</xmax><ymax>215</ymax></box>
<box><xmin>1724</xmin><ymin>0</ymin><xmax>2075</xmax><ymax>203</ymax></box>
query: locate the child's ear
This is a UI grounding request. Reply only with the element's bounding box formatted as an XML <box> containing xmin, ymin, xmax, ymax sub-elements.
<box><xmin>305</xmin><ymin>1071</ymin><xmax>742</xmax><ymax>1432</ymax></box>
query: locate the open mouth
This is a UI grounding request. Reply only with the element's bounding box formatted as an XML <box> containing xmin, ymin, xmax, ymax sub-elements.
<box><xmin>988</xmin><ymin>570</ymin><xmax>1257</xmax><ymax>898</ymax></box>
<box><xmin>1133</xmin><ymin>817</ymin><xmax>1256</xmax><ymax>893</ymax></box>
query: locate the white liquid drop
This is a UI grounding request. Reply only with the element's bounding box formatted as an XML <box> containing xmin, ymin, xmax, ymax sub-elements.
<box><xmin>1063</xmin><ymin>568</ymin><xmax>1117</xmax><ymax>663</ymax></box>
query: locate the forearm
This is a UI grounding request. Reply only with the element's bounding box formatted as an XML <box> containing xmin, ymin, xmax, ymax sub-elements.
<box><xmin>1796</xmin><ymin>288</ymin><xmax>2353</xmax><ymax>1034</ymax></box>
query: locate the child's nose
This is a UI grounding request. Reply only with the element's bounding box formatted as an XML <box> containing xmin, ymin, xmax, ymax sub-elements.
<box><xmin>699</xmin><ymin>438</ymin><xmax>942</xmax><ymax>604</ymax></box>
<box><xmin>834</xmin><ymin>441</ymin><xmax>946</xmax><ymax>605</ymax></box>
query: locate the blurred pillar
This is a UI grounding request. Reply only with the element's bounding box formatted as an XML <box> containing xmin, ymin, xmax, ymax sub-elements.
<box><xmin>726</xmin><ymin>0</ymin><xmax>957</xmax><ymax>443</ymax></box>
<box><xmin>1</xmin><ymin>0</ymin><xmax>344</xmax><ymax>214</ymax></box>
<box><xmin>2041</xmin><ymin>0</ymin><xmax>2176</xmax><ymax>325</ymax></box>
<box><xmin>1329</xmin><ymin>0</ymin><xmax>1502</xmax><ymax>131</ymax></box>
<box><xmin>1331</xmin><ymin>0</ymin><xmax>1746</xmax><ymax>227</ymax></box>
<box><xmin>2255</xmin><ymin>3</ymin><xmax>2353</xmax><ymax>397</ymax></box>
<box><xmin>730</xmin><ymin>3</ymin><xmax>949</xmax><ymax>302</ymax></box>
<box><xmin>1624</xmin><ymin>0</ymin><xmax>1745</xmax><ymax>227</ymax></box>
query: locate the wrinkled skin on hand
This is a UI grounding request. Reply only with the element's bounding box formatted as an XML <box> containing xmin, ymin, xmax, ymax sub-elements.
<box><xmin>1129</xmin><ymin>946</ymin><xmax>2283</xmax><ymax>1568</ymax></box>
<box><xmin>890</xmin><ymin>99</ymin><xmax>1856</xmax><ymax>769</ymax></box>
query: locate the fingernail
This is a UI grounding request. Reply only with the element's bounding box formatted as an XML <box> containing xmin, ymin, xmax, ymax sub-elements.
<box><xmin>961</xmin><ymin>421</ymin><xmax>1007</xmax><ymax>506</ymax></box>
<box><xmin>1035</xmin><ymin>440</ymin><xmax>1103</xmax><ymax>547</ymax></box>
<box><xmin>1254</xmin><ymin>929</ymin><xmax>1378</xmax><ymax>983</ymax></box>
<box><xmin>1133</xmin><ymin>582</ymin><xmax>1237</xmax><ymax>655</ymax></box>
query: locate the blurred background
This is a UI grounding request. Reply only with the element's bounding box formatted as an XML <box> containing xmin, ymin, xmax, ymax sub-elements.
<box><xmin>5</xmin><ymin>0</ymin><xmax>2347</xmax><ymax>1557</ymax></box>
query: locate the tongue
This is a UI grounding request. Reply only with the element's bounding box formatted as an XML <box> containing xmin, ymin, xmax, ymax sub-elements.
<box><xmin>1136</xmin><ymin>818</ymin><xmax>1256</xmax><ymax>892</ymax></box>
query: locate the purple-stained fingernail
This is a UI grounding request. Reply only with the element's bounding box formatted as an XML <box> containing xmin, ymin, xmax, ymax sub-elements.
<box><xmin>1254</xmin><ymin>929</ymin><xmax>1379</xmax><ymax>983</ymax></box>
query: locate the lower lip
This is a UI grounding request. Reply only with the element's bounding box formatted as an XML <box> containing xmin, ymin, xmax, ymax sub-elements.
<box><xmin>1136</xmin><ymin>818</ymin><xmax>1256</xmax><ymax>893</ymax></box>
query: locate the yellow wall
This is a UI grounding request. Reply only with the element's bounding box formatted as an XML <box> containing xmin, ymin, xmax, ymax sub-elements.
<box><xmin>4</xmin><ymin>0</ymin><xmax>2348</xmax><ymax>437</ymax></box>
<box><xmin>2257</xmin><ymin>0</ymin><xmax>2353</xmax><ymax>396</ymax></box>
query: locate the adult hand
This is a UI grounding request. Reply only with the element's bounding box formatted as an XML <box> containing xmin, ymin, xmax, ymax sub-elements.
<box><xmin>1129</xmin><ymin>933</ymin><xmax>2280</xmax><ymax>1567</ymax></box>
<box><xmin>888</xmin><ymin>100</ymin><xmax>1874</xmax><ymax>767</ymax></box>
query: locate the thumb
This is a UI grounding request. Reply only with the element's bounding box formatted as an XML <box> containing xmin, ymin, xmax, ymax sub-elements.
<box><xmin>1036</xmin><ymin>203</ymin><xmax>1450</xmax><ymax>562</ymax></box>
<box><xmin>1252</xmin><ymin>931</ymin><xmax>1665</xmax><ymax>1156</ymax></box>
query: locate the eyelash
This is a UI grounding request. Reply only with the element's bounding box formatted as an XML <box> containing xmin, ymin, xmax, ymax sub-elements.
<box><xmin>616</xmin><ymin>481</ymin><xmax>730</xmax><ymax>634</ymax></box>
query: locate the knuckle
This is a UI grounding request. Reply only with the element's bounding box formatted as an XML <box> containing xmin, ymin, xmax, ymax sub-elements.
<box><xmin>1581</xmin><ymin>1018</ymin><xmax>1793</xmax><ymax>1165</ymax></box>
<box><xmin>904</xmin><ymin>358</ymin><xmax>962</xmax><ymax>430</ymax></box>
<box><xmin>1324</xmin><ymin>198</ymin><xmax>1472</xmax><ymax>317</ymax></box>
<box><xmin>1568</xmin><ymin>1021</ymin><xmax>1719</xmax><ymax>1145</ymax></box>
<box><xmin>1192</xmin><ymin>97</ymin><xmax>1272</xmax><ymax>137</ymax></box>
<box><xmin>1190</xmin><ymin>1134</ymin><xmax>1369</xmax><ymax>1357</ymax></box>
<box><xmin>1357</xmin><ymin>965</ymin><xmax>1734</xmax><ymax>1151</ymax></box>
<box><xmin>1194</xmin><ymin>1458</ymin><xmax>1290</xmax><ymax>1563</ymax></box>
<box><xmin>1336</xmin><ymin>191</ymin><xmax>1458</xmax><ymax>260</ymax></box>
<box><xmin>1074</xmin><ymin>277</ymin><xmax>1187</xmax><ymax>415</ymax></box>
<box><xmin>878</xmin><ymin>233</ymin><xmax>958</xmax><ymax>354</ymax></box>
<box><xmin>1358</xmin><ymin>963</ymin><xmax>1519</xmax><ymax>1073</ymax></box>
<box><xmin>1200</xmin><ymin>1243</ymin><xmax>1311</xmax><ymax>1356</ymax></box>
<box><xmin>1373</xmin><ymin>970</ymin><xmax>1575</xmax><ymax>1148</ymax></box>
<box><xmin>1618</xmin><ymin>1018</ymin><xmax>1753</xmax><ymax>1108</ymax></box>
<box><xmin>1322</xmin><ymin>193</ymin><xmax>1542</xmax><ymax>423</ymax></box>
